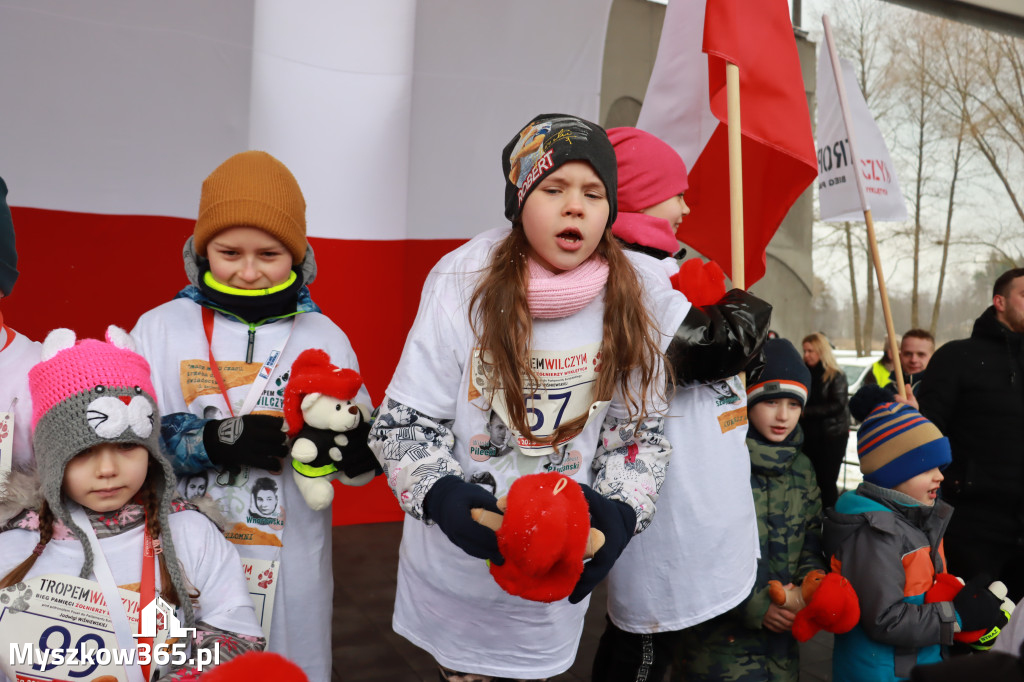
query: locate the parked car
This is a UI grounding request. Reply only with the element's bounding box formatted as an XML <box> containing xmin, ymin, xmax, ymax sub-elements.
<box><xmin>834</xmin><ymin>349</ymin><xmax>883</xmax><ymax>398</ymax></box>
<box><xmin>832</xmin><ymin>350</ymin><xmax>883</xmax><ymax>495</ymax></box>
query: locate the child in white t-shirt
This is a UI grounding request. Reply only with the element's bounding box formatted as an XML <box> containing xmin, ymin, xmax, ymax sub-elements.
<box><xmin>594</xmin><ymin>127</ymin><xmax>771</xmax><ymax>681</ymax></box>
<box><xmin>369</xmin><ymin>114</ymin><xmax>682</xmax><ymax>681</ymax></box>
<box><xmin>0</xmin><ymin>327</ymin><xmax>262</xmax><ymax>682</ymax></box>
<box><xmin>131</xmin><ymin>151</ymin><xmax>374</xmax><ymax>680</ymax></box>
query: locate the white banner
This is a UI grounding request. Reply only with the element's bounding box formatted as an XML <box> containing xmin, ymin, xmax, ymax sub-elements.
<box><xmin>816</xmin><ymin>48</ymin><xmax>907</xmax><ymax>222</ymax></box>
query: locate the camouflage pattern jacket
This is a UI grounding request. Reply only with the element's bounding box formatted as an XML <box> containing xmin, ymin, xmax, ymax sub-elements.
<box><xmin>680</xmin><ymin>427</ymin><xmax>825</xmax><ymax>682</ymax></box>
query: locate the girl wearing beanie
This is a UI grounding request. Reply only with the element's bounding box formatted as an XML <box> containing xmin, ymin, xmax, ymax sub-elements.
<box><xmin>130</xmin><ymin>151</ymin><xmax>373</xmax><ymax>680</ymax></box>
<box><xmin>823</xmin><ymin>386</ymin><xmax>1007</xmax><ymax>682</ymax></box>
<box><xmin>368</xmin><ymin>114</ymin><xmax>679</xmax><ymax>680</ymax></box>
<box><xmin>0</xmin><ymin>327</ymin><xmax>263</xmax><ymax>681</ymax></box>
<box><xmin>593</xmin><ymin>127</ymin><xmax>773</xmax><ymax>681</ymax></box>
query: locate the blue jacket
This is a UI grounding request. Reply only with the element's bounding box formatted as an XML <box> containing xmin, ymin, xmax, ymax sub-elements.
<box><xmin>823</xmin><ymin>484</ymin><xmax>958</xmax><ymax>681</ymax></box>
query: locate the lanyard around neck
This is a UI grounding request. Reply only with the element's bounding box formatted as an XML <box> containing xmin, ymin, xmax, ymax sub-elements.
<box><xmin>70</xmin><ymin>504</ymin><xmax>148</xmax><ymax>682</ymax></box>
<box><xmin>201</xmin><ymin>307</ymin><xmax>293</xmax><ymax>417</ymax></box>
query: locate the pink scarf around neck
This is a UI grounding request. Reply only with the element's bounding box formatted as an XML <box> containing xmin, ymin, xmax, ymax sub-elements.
<box><xmin>526</xmin><ymin>255</ymin><xmax>610</xmax><ymax>319</ymax></box>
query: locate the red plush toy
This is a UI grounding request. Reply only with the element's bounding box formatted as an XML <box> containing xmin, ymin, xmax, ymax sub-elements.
<box><xmin>669</xmin><ymin>258</ymin><xmax>727</xmax><ymax>307</ymax></box>
<box><xmin>200</xmin><ymin>651</ymin><xmax>308</xmax><ymax>681</ymax></box>
<box><xmin>923</xmin><ymin>572</ymin><xmax>1008</xmax><ymax>644</ymax></box>
<box><xmin>769</xmin><ymin>570</ymin><xmax>861</xmax><ymax>643</ymax></box>
<box><xmin>471</xmin><ymin>472</ymin><xmax>604</xmax><ymax>603</ymax></box>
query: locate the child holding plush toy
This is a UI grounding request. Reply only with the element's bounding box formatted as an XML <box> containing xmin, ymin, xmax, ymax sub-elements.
<box><xmin>676</xmin><ymin>338</ymin><xmax>826</xmax><ymax>682</ymax></box>
<box><xmin>823</xmin><ymin>385</ymin><xmax>1010</xmax><ymax>682</ymax></box>
<box><xmin>131</xmin><ymin>151</ymin><xmax>373</xmax><ymax>681</ymax></box>
<box><xmin>593</xmin><ymin>126</ymin><xmax>773</xmax><ymax>681</ymax></box>
<box><xmin>369</xmin><ymin>113</ymin><xmax>680</xmax><ymax>681</ymax></box>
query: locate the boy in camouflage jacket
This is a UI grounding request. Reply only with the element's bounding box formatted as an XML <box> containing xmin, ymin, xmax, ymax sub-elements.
<box><xmin>677</xmin><ymin>338</ymin><xmax>825</xmax><ymax>682</ymax></box>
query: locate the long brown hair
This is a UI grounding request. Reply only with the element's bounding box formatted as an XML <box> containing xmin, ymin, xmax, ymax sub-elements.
<box><xmin>469</xmin><ymin>226</ymin><xmax>666</xmax><ymax>445</ymax></box>
<box><xmin>0</xmin><ymin>463</ymin><xmax>195</xmax><ymax>606</ymax></box>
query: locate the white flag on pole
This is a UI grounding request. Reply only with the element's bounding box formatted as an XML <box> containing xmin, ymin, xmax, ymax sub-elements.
<box><xmin>816</xmin><ymin>46</ymin><xmax>907</xmax><ymax>222</ymax></box>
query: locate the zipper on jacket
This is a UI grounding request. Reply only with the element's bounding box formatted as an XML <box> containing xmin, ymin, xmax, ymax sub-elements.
<box><xmin>246</xmin><ymin>324</ymin><xmax>256</xmax><ymax>364</ymax></box>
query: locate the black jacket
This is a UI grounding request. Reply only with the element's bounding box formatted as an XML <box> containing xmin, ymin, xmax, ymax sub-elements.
<box><xmin>801</xmin><ymin>363</ymin><xmax>850</xmax><ymax>441</ymax></box>
<box><xmin>917</xmin><ymin>307</ymin><xmax>1024</xmax><ymax>540</ymax></box>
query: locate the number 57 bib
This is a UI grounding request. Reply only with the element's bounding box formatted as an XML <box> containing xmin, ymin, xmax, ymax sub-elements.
<box><xmin>470</xmin><ymin>342</ymin><xmax>606</xmax><ymax>457</ymax></box>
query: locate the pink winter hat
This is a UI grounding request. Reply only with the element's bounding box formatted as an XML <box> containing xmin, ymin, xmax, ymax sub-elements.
<box><xmin>607</xmin><ymin>127</ymin><xmax>689</xmax><ymax>254</ymax></box>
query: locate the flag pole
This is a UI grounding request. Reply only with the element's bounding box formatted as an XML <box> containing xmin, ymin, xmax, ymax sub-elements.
<box><xmin>726</xmin><ymin>60</ymin><xmax>746</xmax><ymax>389</ymax></box>
<box><xmin>822</xmin><ymin>15</ymin><xmax>905</xmax><ymax>399</ymax></box>
<box><xmin>726</xmin><ymin>62</ymin><xmax>745</xmax><ymax>292</ymax></box>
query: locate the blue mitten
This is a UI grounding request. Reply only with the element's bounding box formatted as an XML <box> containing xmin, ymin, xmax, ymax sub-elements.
<box><xmin>424</xmin><ymin>475</ymin><xmax>505</xmax><ymax>565</ymax></box>
<box><xmin>568</xmin><ymin>484</ymin><xmax>636</xmax><ymax>604</ymax></box>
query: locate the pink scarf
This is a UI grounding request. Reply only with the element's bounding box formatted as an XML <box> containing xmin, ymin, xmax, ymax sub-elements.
<box><xmin>526</xmin><ymin>255</ymin><xmax>610</xmax><ymax>319</ymax></box>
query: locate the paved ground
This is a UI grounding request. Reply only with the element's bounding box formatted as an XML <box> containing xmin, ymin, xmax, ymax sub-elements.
<box><xmin>330</xmin><ymin>522</ymin><xmax>834</xmax><ymax>681</ymax></box>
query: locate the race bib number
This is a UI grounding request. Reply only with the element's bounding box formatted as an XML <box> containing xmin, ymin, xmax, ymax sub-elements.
<box><xmin>241</xmin><ymin>558</ymin><xmax>279</xmax><ymax>642</ymax></box>
<box><xmin>0</xmin><ymin>576</ymin><xmax>143</xmax><ymax>681</ymax></box>
<box><xmin>471</xmin><ymin>343</ymin><xmax>606</xmax><ymax>456</ymax></box>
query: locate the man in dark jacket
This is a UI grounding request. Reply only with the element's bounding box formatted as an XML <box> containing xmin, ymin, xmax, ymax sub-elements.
<box><xmin>917</xmin><ymin>267</ymin><xmax>1024</xmax><ymax>601</ymax></box>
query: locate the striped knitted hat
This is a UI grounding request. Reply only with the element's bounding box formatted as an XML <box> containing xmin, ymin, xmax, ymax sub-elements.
<box><xmin>747</xmin><ymin>338</ymin><xmax>811</xmax><ymax>408</ymax></box>
<box><xmin>193</xmin><ymin>150</ymin><xmax>307</xmax><ymax>263</ymax></box>
<box><xmin>856</xmin><ymin>400</ymin><xmax>951</xmax><ymax>488</ymax></box>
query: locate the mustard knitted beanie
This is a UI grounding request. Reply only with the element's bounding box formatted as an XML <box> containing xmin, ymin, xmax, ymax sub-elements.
<box><xmin>194</xmin><ymin>151</ymin><xmax>307</xmax><ymax>263</ymax></box>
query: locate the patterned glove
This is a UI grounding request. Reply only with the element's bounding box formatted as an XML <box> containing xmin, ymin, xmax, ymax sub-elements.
<box><xmin>203</xmin><ymin>415</ymin><xmax>288</xmax><ymax>473</ymax></box>
<box><xmin>568</xmin><ymin>484</ymin><xmax>636</xmax><ymax>604</ymax></box>
<box><xmin>424</xmin><ymin>475</ymin><xmax>504</xmax><ymax>565</ymax></box>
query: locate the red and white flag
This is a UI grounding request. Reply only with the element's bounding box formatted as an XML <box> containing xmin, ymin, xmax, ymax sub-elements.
<box><xmin>637</xmin><ymin>0</ymin><xmax>818</xmax><ymax>286</ymax></box>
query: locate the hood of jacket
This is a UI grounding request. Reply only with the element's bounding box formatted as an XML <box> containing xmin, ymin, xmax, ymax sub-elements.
<box><xmin>176</xmin><ymin>235</ymin><xmax>321</xmax><ymax>318</ymax></box>
<box><xmin>972</xmin><ymin>305</ymin><xmax>1023</xmax><ymax>345</ymax></box>
<box><xmin>823</xmin><ymin>482</ymin><xmax>952</xmax><ymax>557</ymax></box>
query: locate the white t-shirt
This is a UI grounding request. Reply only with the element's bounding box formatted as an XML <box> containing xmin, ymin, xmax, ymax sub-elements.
<box><xmin>384</xmin><ymin>228</ymin><xmax>686</xmax><ymax>678</ymax></box>
<box><xmin>606</xmin><ymin>256</ymin><xmax>759</xmax><ymax>633</ymax></box>
<box><xmin>0</xmin><ymin>509</ymin><xmax>261</xmax><ymax>637</ymax></box>
<box><xmin>132</xmin><ymin>300</ymin><xmax>367</xmax><ymax>682</ymax></box>
<box><xmin>0</xmin><ymin>327</ymin><xmax>40</xmax><ymax>472</ymax></box>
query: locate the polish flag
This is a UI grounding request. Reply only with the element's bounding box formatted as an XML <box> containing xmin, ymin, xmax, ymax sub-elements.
<box><xmin>0</xmin><ymin>0</ymin><xmax>612</xmax><ymax>524</ymax></box>
<box><xmin>637</xmin><ymin>0</ymin><xmax>818</xmax><ymax>286</ymax></box>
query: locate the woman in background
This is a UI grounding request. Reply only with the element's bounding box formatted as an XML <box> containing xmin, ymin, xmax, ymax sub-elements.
<box><xmin>800</xmin><ymin>332</ymin><xmax>850</xmax><ymax>509</ymax></box>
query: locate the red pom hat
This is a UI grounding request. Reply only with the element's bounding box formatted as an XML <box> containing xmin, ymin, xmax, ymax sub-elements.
<box><xmin>607</xmin><ymin>127</ymin><xmax>688</xmax><ymax>254</ymax></box>
<box><xmin>282</xmin><ymin>348</ymin><xmax>362</xmax><ymax>438</ymax></box>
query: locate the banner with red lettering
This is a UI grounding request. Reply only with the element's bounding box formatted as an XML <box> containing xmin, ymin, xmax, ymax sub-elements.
<box><xmin>816</xmin><ymin>45</ymin><xmax>907</xmax><ymax>222</ymax></box>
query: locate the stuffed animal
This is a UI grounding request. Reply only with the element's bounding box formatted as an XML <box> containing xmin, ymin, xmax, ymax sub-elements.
<box><xmin>283</xmin><ymin>349</ymin><xmax>380</xmax><ymax>511</ymax></box>
<box><xmin>471</xmin><ymin>472</ymin><xmax>605</xmax><ymax>603</ymax></box>
<box><xmin>199</xmin><ymin>651</ymin><xmax>308</xmax><ymax>681</ymax></box>
<box><xmin>925</xmin><ymin>572</ymin><xmax>1015</xmax><ymax>648</ymax></box>
<box><xmin>769</xmin><ymin>570</ymin><xmax>860</xmax><ymax>642</ymax></box>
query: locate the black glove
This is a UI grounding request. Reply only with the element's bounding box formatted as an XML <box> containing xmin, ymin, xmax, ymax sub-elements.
<box><xmin>568</xmin><ymin>485</ymin><xmax>636</xmax><ymax>604</ymax></box>
<box><xmin>666</xmin><ymin>289</ymin><xmax>772</xmax><ymax>383</ymax></box>
<box><xmin>954</xmin><ymin>574</ymin><xmax>1005</xmax><ymax>632</ymax></box>
<box><xmin>424</xmin><ymin>475</ymin><xmax>504</xmax><ymax>564</ymax></box>
<box><xmin>335</xmin><ymin>419</ymin><xmax>383</xmax><ymax>479</ymax></box>
<box><xmin>203</xmin><ymin>415</ymin><xmax>288</xmax><ymax>473</ymax></box>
